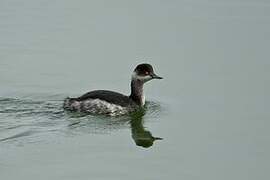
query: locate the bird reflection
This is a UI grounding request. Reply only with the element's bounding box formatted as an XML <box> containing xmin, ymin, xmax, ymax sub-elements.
<box><xmin>66</xmin><ymin>105</ymin><xmax>163</xmax><ymax>148</ymax></box>
<box><xmin>129</xmin><ymin>109</ymin><xmax>162</xmax><ymax>148</ymax></box>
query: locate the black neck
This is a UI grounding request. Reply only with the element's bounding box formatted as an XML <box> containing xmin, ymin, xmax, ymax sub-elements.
<box><xmin>129</xmin><ymin>79</ymin><xmax>144</xmax><ymax>106</ymax></box>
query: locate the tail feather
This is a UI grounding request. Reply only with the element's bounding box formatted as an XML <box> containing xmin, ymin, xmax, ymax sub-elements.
<box><xmin>63</xmin><ymin>97</ymin><xmax>78</xmax><ymax>110</ymax></box>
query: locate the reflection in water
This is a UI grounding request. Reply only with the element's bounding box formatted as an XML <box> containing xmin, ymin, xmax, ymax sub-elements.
<box><xmin>66</xmin><ymin>108</ymin><xmax>163</xmax><ymax>148</ymax></box>
<box><xmin>0</xmin><ymin>97</ymin><xmax>163</xmax><ymax>148</ymax></box>
<box><xmin>129</xmin><ymin>109</ymin><xmax>162</xmax><ymax>148</ymax></box>
<box><xmin>66</xmin><ymin>102</ymin><xmax>163</xmax><ymax>148</ymax></box>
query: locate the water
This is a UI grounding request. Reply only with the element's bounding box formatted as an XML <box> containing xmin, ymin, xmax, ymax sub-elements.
<box><xmin>1</xmin><ymin>0</ymin><xmax>270</xmax><ymax>179</ymax></box>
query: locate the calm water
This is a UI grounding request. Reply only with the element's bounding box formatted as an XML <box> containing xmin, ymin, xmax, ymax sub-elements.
<box><xmin>1</xmin><ymin>0</ymin><xmax>270</xmax><ymax>179</ymax></box>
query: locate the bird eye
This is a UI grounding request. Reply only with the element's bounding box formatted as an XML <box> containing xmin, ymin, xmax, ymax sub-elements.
<box><xmin>145</xmin><ymin>71</ymin><xmax>149</xmax><ymax>75</ymax></box>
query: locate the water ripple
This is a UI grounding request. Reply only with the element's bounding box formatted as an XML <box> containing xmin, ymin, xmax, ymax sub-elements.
<box><xmin>0</xmin><ymin>130</ymin><xmax>37</xmax><ymax>142</ymax></box>
<box><xmin>0</xmin><ymin>96</ymin><xmax>164</xmax><ymax>146</ymax></box>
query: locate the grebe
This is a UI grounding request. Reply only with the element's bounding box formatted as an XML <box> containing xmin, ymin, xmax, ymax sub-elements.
<box><xmin>63</xmin><ymin>63</ymin><xmax>163</xmax><ymax>116</ymax></box>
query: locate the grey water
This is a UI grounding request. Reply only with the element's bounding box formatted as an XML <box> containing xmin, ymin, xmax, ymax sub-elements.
<box><xmin>1</xmin><ymin>0</ymin><xmax>270</xmax><ymax>179</ymax></box>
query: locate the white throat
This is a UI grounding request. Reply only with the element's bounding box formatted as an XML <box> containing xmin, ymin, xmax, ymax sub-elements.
<box><xmin>130</xmin><ymin>73</ymin><xmax>146</xmax><ymax>106</ymax></box>
<box><xmin>141</xmin><ymin>94</ymin><xmax>145</xmax><ymax>106</ymax></box>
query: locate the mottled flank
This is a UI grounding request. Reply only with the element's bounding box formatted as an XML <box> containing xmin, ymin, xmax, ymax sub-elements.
<box><xmin>63</xmin><ymin>97</ymin><xmax>132</xmax><ymax>116</ymax></box>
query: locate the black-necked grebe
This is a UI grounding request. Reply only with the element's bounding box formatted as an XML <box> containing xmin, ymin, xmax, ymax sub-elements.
<box><xmin>63</xmin><ymin>63</ymin><xmax>163</xmax><ymax>116</ymax></box>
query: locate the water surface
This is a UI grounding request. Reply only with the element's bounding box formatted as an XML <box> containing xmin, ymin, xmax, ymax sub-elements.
<box><xmin>1</xmin><ymin>0</ymin><xmax>270</xmax><ymax>180</ymax></box>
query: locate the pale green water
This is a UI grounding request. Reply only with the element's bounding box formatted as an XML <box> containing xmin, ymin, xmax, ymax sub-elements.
<box><xmin>1</xmin><ymin>0</ymin><xmax>270</xmax><ymax>179</ymax></box>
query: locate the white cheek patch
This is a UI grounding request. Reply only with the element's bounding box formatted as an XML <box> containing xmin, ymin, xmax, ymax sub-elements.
<box><xmin>132</xmin><ymin>72</ymin><xmax>152</xmax><ymax>82</ymax></box>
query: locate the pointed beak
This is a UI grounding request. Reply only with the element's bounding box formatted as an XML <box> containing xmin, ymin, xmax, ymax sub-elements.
<box><xmin>153</xmin><ymin>137</ymin><xmax>163</xmax><ymax>140</ymax></box>
<box><xmin>151</xmin><ymin>73</ymin><xmax>163</xmax><ymax>79</ymax></box>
